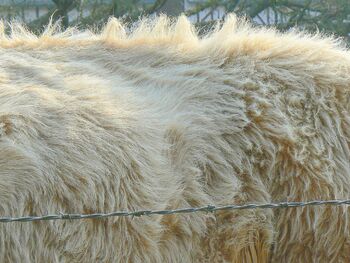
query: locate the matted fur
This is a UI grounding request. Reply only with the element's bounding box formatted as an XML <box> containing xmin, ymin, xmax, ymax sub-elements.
<box><xmin>0</xmin><ymin>14</ymin><xmax>350</xmax><ymax>262</ymax></box>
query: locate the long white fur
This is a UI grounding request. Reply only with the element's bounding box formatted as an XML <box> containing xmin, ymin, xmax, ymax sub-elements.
<box><xmin>0</xmin><ymin>14</ymin><xmax>349</xmax><ymax>262</ymax></box>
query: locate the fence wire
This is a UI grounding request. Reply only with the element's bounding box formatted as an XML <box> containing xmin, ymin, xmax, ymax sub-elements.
<box><xmin>1</xmin><ymin>199</ymin><xmax>350</xmax><ymax>223</ymax></box>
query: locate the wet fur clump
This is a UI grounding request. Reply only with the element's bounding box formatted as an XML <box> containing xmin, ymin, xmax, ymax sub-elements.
<box><xmin>0</xmin><ymin>14</ymin><xmax>349</xmax><ymax>262</ymax></box>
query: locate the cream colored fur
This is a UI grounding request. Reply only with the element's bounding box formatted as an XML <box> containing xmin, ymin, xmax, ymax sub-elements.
<box><xmin>0</xmin><ymin>14</ymin><xmax>349</xmax><ymax>262</ymax></box>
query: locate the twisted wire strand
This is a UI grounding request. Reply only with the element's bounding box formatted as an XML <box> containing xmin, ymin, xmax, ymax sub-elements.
<box><xmin>1</xmin><ymin>199</ymin><xmax>350</xmax><ymax>223</ymax></box>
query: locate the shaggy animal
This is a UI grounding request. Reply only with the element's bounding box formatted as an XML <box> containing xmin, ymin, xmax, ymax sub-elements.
<box><xmin>0</xmin><ymin>14</ymin><xmax>349</xmax><ymax>263</ymax></box>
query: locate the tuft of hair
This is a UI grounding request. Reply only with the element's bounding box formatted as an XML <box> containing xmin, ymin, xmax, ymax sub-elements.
<box><xmin>0</xmin><ymin>14</ymin><xmax>348</xmax><ymax>62</ymax></box>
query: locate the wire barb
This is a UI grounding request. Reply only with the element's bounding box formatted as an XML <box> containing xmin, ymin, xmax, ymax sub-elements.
<box><xmin>1</xmin><ymin>199</ymin><xmax>350</xmax><ymax>223</ymax></box>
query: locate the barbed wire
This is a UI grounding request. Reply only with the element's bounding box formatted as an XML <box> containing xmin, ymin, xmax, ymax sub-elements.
<box><xmin>1</xmin><ymin>199</ymin><xmax>350</xmax><ymax>223</ymax></box>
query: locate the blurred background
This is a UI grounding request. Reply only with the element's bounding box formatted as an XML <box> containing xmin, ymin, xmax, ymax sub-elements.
<box><xmin>0</xmin><ymin>0</ymin><xmax>349</xmax><ymax>42</ymax></box>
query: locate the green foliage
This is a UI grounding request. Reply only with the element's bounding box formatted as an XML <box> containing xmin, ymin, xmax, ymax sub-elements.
<box><xmin>0</xmin><ymin>0</ymin><xmax>349</xmax><ymax>42</ymax></box>
<box><xmin>14</xmin><ymin>0</ymin><xmax>166</xmax><ymax>32</ymax></box>
<box><xmin>189</xmin><ymin>0</ymin><xmax>350</xmax><ymax>41</ymax></box>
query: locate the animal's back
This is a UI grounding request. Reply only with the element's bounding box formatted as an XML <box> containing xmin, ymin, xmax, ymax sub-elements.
<box><xmin>0</xmin><ymin>15</ymin><xmax>350</xmax><ymax>262</ymax></box>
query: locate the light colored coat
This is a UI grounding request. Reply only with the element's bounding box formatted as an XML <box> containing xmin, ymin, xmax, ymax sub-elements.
<box><xmin>0</xmin><ymin>15</ymin><xmax>349</xmax><ymax>262</ymax></box>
